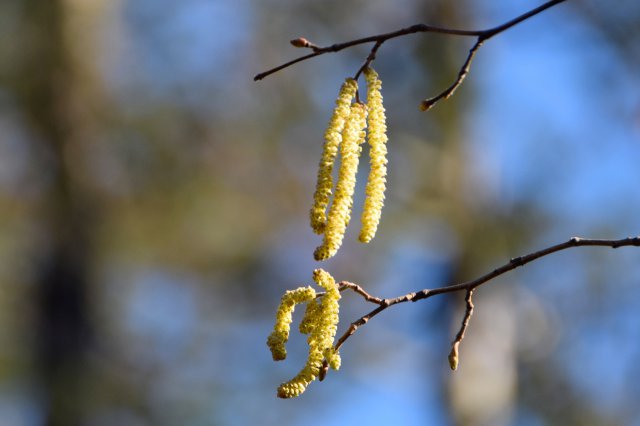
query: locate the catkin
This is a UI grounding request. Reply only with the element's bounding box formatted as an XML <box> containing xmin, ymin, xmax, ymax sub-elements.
<box><xmin>266</xmin><ymin>286</ymin><xmax>316</xmax><ymax>361</ymax></box>
<box><xmin>277</xmin><ymin>269</ymin><xmax>341</xmax><ymax>398</ymax></box>
<box><xmin>359</xmin><ymin>67</ymin><xmax>388</xmax><ymax>243</ymax></box>
<box><xmin>314</xmin><ymin>102</ymin><xmax>367</xmax><ymax>261</ymax></box>
<box><xmin>310</xmin><ymin>79</ymin><xmax>358</xmax><ymax>234</ymax></box>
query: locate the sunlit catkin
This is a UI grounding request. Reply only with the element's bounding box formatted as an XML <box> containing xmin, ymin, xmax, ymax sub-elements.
<box><xmin>298</xmin><ymin>298</ymin><xmax>320</xmax><ymax>335</ymax></box>
<box><xmin>277</xmin><ymin>269</ymin><xmax>341</xmax><ymax>398</ymax></box>
<box><xmin>359</xmin><ymin>67</ymin><xmax>388</xmax><ymax>243</ymax></box>
<box><xmin>310</xmin><ymin>78</ymin><xmax>358</xmax><ymax>234</ymax></box>
<box><xmin>312</xmin><ymin>268</ymin><xmax>341</xmax><ymax>367</ymax></box>
<box><xmin>266</xmin><ymin>286</ymin><xmax>316</xmax><ymax>361</ymax></box>
<box><xmin>314</xmin><ymin>102</ymin><xmax>367</xmax><ymax>261</ymax></box>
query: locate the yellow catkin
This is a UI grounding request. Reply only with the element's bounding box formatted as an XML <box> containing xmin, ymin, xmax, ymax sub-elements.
<box><xmin>310</xmin><ymin>79</ymin><xmax>358</xmax><ymax>234</ymax></box>
<box><xmin>314</xmin><ymin>103</ymin><xmax>367</xmax><ymax>261</ymax></box>
<box><xmin>298</xmin><ymin>298</ymin><xmax>320</xmax><ymax>335</ymax></box>
<box><xmin>313</xmin><ymin>269</ymin><xmax>341</xmax><ymax>365</ymax></box>
<box><xmin>266</xmin><ymin>286</ymin><xmax>316</xmax><ymax>361</ymax></box>
<box><xmin>326</xmin><ymin>347</ymin><xmax>341</xmax><ymax>371</ymax></box>
<box><xmin>277</xmin><ymin>269</ymin><xmax>341</xmax><ymax>398</ymax></box>
<box><xmin>359</xmin><ymin>67</ymin><xmax>388</xmax><ymax>243</ymax></box>
<box><xmin>276</xmin><ymin>351</ymin><xmax>323</xmax><ymax>398</ymax></box>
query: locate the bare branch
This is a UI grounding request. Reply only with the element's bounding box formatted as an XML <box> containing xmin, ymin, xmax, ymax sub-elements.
<box><xmin>479</xmin><ymin>0</ymin><xmax>568</xmax><ymax>40</ymax></box>
<box><xmin>338</xmin><ymin>281</ymin><xmax>384</xmax><ymax>305</ymax></box>
<box><xmin>354</xmin><ymin>40</ymin><xmax>383</xmax><ymax>81</ymax></box>
<box><xmin>254</xmin><ymin>0</ymin><xmax>568</xmax><ymax>92</ymax></box>
<box><xmin>335</xmin><ymin>304</ymin><xmax>386</xmax><ymax>352</ymax></box>
<box><xmin>333</xmin><ymin>236</ymin><xmax>640</xmax><ymax>352</ymax></box>
<box><xmin>448</xmin><ymin>289</ymin><xmax>475</xmax><ymax>371</ymax></box>
<box><xmin>419</xmin><ymin>40</ymin><xmax>483</xmax><ymax>111</ymax></box>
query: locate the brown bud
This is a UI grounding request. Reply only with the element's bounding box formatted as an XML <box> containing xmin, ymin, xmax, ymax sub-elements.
<box><xmin>448</xmin><ymin>342</ymin><xmax>460</xmax><ymax>371</ymax></box>
<box><xmin>419</xmin><ymin>100</ymin><xmax>434</xmax><ymax>112</ymax></box>
<box><xmin>290</xmin><ymin>37</ymin><xmax>310</xmax><ymax>48</ymax></box>
<box><xmin>318</xmin><ymin>360</ymin><xmax>329</xmax><ymax>381</ymax></box>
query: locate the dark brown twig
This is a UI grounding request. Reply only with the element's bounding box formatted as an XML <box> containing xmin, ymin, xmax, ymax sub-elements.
<box><xmin>318</xmin><ymin>280</ymin><xmax>383</xmax><ymax>381</ymax></box>
<box><xmin>254</xmin><ymin>0</ymin><xmax>568</xmax><ymax>110</ymax></box>
<box><xmin>338</xmin><ymin>281</ymin><xmax>384</xmax><ymax>305</ymax></box>
<box><xmin>448</xmin><ymin>289</ymin><xmax>475</xmax><ymax>371</ymax></box>
<box><xmin>354</xmin><ymin>40</ymin><xmax>384</xmax><ymax>81</ymax></box>
<box><xmin>333</xmin><ymin>236</ymin><xmax>640</xmax><ymax>352</ymax></box>
<box><xmin>419</xmin><ymin>40</ymin><xmax>483</xmax><ymax>111</ymax></box>
<box><xmin>354</xmin><ymin>40</ymin><xmax>384</xmax><ymax>103</ymax></box>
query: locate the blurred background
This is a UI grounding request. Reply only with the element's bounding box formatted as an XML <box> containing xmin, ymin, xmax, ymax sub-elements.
<box><xmin>1</xmin><ymin>0</ymin><xmax>639</xmax><ymax>425</ymax></box>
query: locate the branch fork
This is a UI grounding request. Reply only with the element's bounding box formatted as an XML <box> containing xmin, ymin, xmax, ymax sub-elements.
<box><xmin>326</xmin><ymin>236</ymin><xmax>640</xmax><ymax>375</ymax></box>
<box><xmin>255</xmin><ymin>0</ymin><xmax>568</xmax><ymax>111</ymax></box>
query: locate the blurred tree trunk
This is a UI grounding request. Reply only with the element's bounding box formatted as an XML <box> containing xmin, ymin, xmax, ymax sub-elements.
<box><xmin>414</xmin><ymin>2</ymin><xmax>520</xmax><ymax>425</ymax></box>
<box><xmin>19</xmin><ymin>1</ymin><xmax>95</xmax><ymax>425</ymax></box>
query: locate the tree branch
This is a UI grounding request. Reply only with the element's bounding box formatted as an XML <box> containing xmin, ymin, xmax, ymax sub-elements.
<box><xmin>448</xmin><ymin>289</ymin><xmax>475</xmax><ymax>371</ymax></box>
<box><xmin>254</xmin><ymin>0</ymin><xmax>568</xmax><ymax>110</ymax></box>
<box><xmin>332</xmin><ymin>236</ymin><xmax>640</xmax><ymax>356</ymax></box>
<box><xmin>338</xmin><ymin>281</ymin><xmax>384</xmax><ymax>305</ymax></box>
<box><xmin>419</xmin><ymin>39</ymin><xmax>483</xmax><ymax>111</ymax></box>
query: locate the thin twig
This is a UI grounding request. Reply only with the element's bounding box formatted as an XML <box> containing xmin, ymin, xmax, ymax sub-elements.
<box><xmin>419</xmin><ymin>40</ymin><xmax>483</xmax><ymax>111</ymax></box>
<box><xmin>318</xmin><ymin>282</ymin><xmax>383</xmax><ymax>381</ymax></box>
<box><xmin>448</xmin><ymin>289</ymin><xmax>475</xmax><ymax>371</ymax></box>
<box><xmin>354</xmin><ymin>40</ymin><xmax>384</xmax><ymax>103</ymax></box>
<box><xmin>333</xmin><ymin>236</ymin><xmax>640</xmax><ymax>352</ymax></box>
<box><xmin>254</xmin><ymin>0</ymin><xmax>567</xmax><ymax>82</ymax></box>
<box><xmin>338</xmin><ymin>281</ymin><xmax>384</xmax><ymax>304</ymax></box>
<box><xmin>354</xmin><ymin>40</ymin><xmax>384</xmax><ymax>81</ymax></box>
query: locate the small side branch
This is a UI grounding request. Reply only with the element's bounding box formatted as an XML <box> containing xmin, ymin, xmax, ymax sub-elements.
<box><xmin>354</xmin><ymin>40</ymin><xmax>384</xmax><ymax>81</ymax></box>
<box><xmin>338</xmin><ymin>281</ymin><xmax>384</xmax><ymax>305</ymax></box>
<box><xmin>419</xmin><ymin>40</ymin><xmax>483</xmax><ymax>111</ymax></box>
<box><xmin>448</xmin><ymin>289</ymin><xmax>475</xmax><ymax>371</ymax></box>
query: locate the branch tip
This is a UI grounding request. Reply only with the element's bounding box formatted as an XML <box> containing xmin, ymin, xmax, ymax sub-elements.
<box><xmin>290</xmin><ymin>37</ymin><xmax>318</xmax><ymax>50</ymax></box>
<box><xmin>255</xmin><ymin>0</ymin><xmax>567</xmax><ymax>82</ymax></box>
<box><xmin>447</xmin><ymin>290</ymin><xmax>475</xmax><ymax>370</ymax></box>
<box><xmin>328</xmin><ymin>235</ymin><xmax>639</xmax><ymax>368</ymax></box>
<box><xmin>419</xmin><ymin>100</ymin><xmax>434</xmax><ymax>112</ymax></box>
<box><xmin>448</xmin><ymin>342</ymin><xmax>460</xmax><ymax>371</ymax></box>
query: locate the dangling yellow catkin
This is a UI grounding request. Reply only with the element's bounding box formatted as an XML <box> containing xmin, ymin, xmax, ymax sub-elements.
<box><xmin>277</xmin><ymin>269</ymin><xmax>341</xmax><ymax>399</ymax></box>
<box><xmin>310</xmin><ymin>79</ymin><xmax>358</xmax><ymax>234</ymax></box>
<box><xmin>266</xmin><ymin>286</ymin><xmax>316</xmax><ymax>361</ymax></box>
<box><xmin>359</xmin><ymin>67</ymin><xmax>388</xmax><ymax>243</ymax></box>
<box><xmin>314</xmin><ymin>102</ymin><xmax>367</xmax><ymax>261</ymax></box>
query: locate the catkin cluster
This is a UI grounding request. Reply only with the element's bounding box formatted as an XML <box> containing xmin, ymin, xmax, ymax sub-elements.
<box><xmin>266</xmin><ymin>269</ymin><xmax>341</xmax><ymax>399</ymax></box>
<box><xmin>311</xmin><ymin>68</ymin><xmax>389</xmax><ymax>261</ymax></box>
<box><xmin>268</xmin><ymin>70</ymin><xmax>389</xmax><ymax>397</ymax></box>
<box><xmin>267</xmin><ymin>286</ymin><xmax>317</xmax><ymax>361</ymax></box>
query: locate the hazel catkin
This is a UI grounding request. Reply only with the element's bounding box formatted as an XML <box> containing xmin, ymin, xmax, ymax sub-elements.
<box><xmin>310</xmin><ymin>78</ymin><xmax>358</xmax><ymax>235</ymax></box>
<box><xmin>275</xmin><ymin>269</ymin><xmax>341</xmax><ymax>398</ymax></box>
<box><xmin>314</xmin><ymin>102</ymin><xmax>367</xmax><ymax>261</ymax></box>
<box><xmin>359</xmin><ymin>67</ymin><xmax>388</xmax><ymax>244</ymax></box>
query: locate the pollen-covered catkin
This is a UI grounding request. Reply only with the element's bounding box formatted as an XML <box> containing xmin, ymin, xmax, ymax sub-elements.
<box><xmin>326</xmin><ymin>347</ymin><xmax>341</xmax><ymax>371</ymax></box>
<box><xmin>276</xmin><ymin>269</ymin><xmax>341</xmax><ymax>398</ymax></box>
<box><xmin>310</xmin><ymin>78</ymin><xmax>358</xmax><ymax>235</ymax></box>
<box><xmin>312</xmin><ymin>268</ymin><xmax>341</xmax><ymax>363</ymax></box>
<box><xmin>359</xmin><ymin>67</ymin><xmax>388</xmax><ymax>243</ymax></box>
<box><xmin>276</xmin><ymin>349</ymin><xmax>323</xmax><ymax>398</ymax></box>
<box><xmin>299</xmin><ymin>298</ymin><xmax>320</xmax><ymax>335</ymax></box>
<box><xmin>266</xmin><ymin>286</ymin><xmax>316</xmax><ymax>361</ymax></box>
<box><xmin>314</xmin><ymin>103</ymin><xmax>367</xmax><ymax>261</ymax></box>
